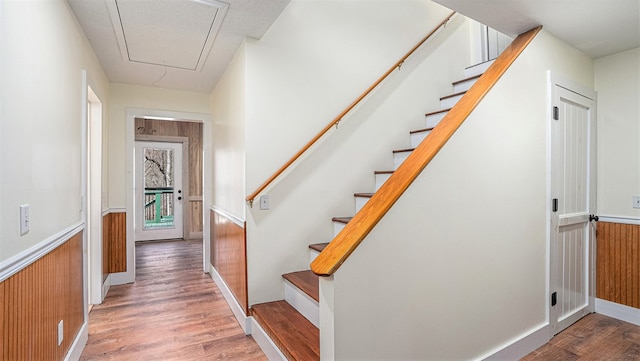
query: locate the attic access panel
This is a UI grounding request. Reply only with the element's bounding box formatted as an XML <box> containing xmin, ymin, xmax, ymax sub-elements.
<box><xmin>108</xmin><ymin>0</ymin><xmax>228</xmax><ymax>71</ymax></box>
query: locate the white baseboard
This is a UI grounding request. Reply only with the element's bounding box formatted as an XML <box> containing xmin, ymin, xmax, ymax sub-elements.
<box><xmin>110</xmin><ymin>271</ymin><xmax>134</xmax><ymax>285</ymax></box>
<box><xmin>596</xmin><ymin>298</ymin><xmax>640</xmax><ymax>326</ymax></box>
<box><xmin>478</xmin><ymin>323</ymin><xmax>551</xmax><ymax>361</ymax></box>
<box><xmin>101</xmin><ymin>274</ymin><xmax>112</xmax><ymax>302</ymax></box>
<box><xmin>208</xmin><ymin>264</ymin><xmax>251</xmax><ymax>334</ymax></box>
<box><xmin>64</xmin><ymin>321</ymin><xmax>88</xmax><ymax>361</ymax></box>
<box><xmin>251</xmin><ymin>317</ymin><xmax>287</xmax><ymax>361</ymax></box>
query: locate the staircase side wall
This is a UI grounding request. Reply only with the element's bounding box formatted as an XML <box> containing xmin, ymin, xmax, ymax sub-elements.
<box><xmin>243</xmin><ymin>1</ymin><xmax>472</xmax><ymax>305</ymax></box>
<box><xmin>329</xmin><ymin>29</ymin><xmax>594</xmax><ymax>360</ymax></box>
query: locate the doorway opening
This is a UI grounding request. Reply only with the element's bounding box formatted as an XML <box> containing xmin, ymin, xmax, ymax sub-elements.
<box><xmin>114</xmin><ymin>109</ymin><xmax>209</xmax><ymax>286</ymax></box>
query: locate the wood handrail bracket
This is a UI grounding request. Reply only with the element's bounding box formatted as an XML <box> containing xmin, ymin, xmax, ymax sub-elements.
<box><xmin>311</xmin><ymin>26</ymin><xmax>543</xmax><ymax>276</ymax></box>
<box><xmin>246</xmin><ymin>11</ymin><xmax>458</xmax><ymax>206</ymax></box>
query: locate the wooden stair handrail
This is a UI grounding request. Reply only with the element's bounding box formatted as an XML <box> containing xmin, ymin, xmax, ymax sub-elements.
<box><xmin>246</xmin><ymin>11</ymin><xmax>457</xmax><ymax>205</ymax></box>
<box><xmin>311</xmin><ymin>26</ymin><xmax>543</xmax><ymax>276</ymax></box>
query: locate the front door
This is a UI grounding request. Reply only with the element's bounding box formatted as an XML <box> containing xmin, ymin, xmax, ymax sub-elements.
<box><xmin>135</xmin><ymin>141</ymin><xmax>184</xmax><ymax>241</ymax></box>
<box><xmin>549</xmin><ymin>83</ymin><xmax>596</xmax><ymax>334</ymax></box>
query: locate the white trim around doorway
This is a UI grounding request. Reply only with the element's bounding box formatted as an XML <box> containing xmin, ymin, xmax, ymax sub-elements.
<box><xmin>112</xmin><ymin>108</ymin><xmax>212</xmax><ymax>286</ymax></box>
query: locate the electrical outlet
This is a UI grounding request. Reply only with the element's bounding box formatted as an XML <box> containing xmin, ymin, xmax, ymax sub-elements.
<box><xmin>259</xmin><ymin>195</ymin><xmax>270</xmax><ymax>210</ymax></box>
<box><xmin>19</xmin><ymin>204</ymin><xmax>30</xmax><ymax>235</ymax></box>
<box><xmin>633</xmin><ymin>195</ymin><xmax>640</xmax><ymax>209</ymax></box>
<box><xmin>57</xmin><ymin>320</ymin><xmax>64</xmax><ymax>346</ymax></box>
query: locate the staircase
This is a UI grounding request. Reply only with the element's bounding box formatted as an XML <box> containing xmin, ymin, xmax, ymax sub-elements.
<box><xmin>250</xmin><ymin>60</ymin><xmax>493</xmax><ymax>361</ymax></box>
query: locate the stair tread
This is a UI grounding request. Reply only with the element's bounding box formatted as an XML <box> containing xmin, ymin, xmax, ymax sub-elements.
<box><xmin>283</xmin><ymin>270</ymin><xmax>319</xmax><ymax>302</ymax></box>
<box><xmin>393</xmin><ymin>147</ymin><xmax>415</xmax><ymax>154</ymax></box>
<box><xmin>374</xmin><ymin>170</ymin><xmax>394</xmax><ymax>175</ymax></box>
<box><xmin>354</xmin><ymin>192</ymin><xmax>374</xmax><ymax>198</ymax></box>
<box><xmin>440</xmin><ymin>90</ymin><xmax>466</xmax><ymax>100</ymax></box>
<box><xmin>452</xmin><ymin>73</ymin><xmax>481</xmax><ymax>86</ymax></box>
<box><xmin>465</xmin><ymin>59</ymin><xmax>494</xmax><ymax>70</ymax></box>
<box><xmin>425</xmin><ymin>108</ymin><xmax>451</xmax><ymax>117</ymax></box>
<box><xmin>309</xmin><ymin>242</ymin><xmax>329</xmax><ymax>253</ymax></box>
<box><xmin>332</xmin><ymin>216</ymin><xmax>352</xmax><ymax>224</ymax></box>
<box><xmin>252</xmin><ymin>300</ymin><xmax>319</xmax><ymax>361</ymax></box>
<box><xmin>410</xmin><ymin>127</ymin><xmax>435</xmax><ymax>134</ymax></box>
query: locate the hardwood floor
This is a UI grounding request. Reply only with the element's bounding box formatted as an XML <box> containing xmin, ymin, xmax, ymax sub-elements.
<box><xmin>80</xmin><ymin>239</ymin><xmax>267</xmax><ymax>361</ymax></box>
<box><xmin>521</xmin><ymin>313</ymin><xmax>640</xmax><ymax>360</ymax></box>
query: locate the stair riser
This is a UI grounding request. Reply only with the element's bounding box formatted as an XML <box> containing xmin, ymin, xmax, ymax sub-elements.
<box><xmin>334</xmin><ymin>221</ymin><xmax>346</xmax><ymax>237</ymax></box>
<box><xmin>440</xmin><ymin>93</ymin><xmax>463</xmax><ymax>109</ymax></box>
<box><xmin>464</xmin><ymin>60</ymin><xmax>494</xmax><ymax>78</ymax></box>
<box><xmin>375</xmin><ymin>173</ymin><xmax>392</xmax><ymax>191</ymax></box>
<box><xmin>453</xmin><ymin>78</ymin><xmax>478</xmax><ymax>93</ymax></box>
<box><xmin>410</xmin><ymin>130</ymin><xmax>431</xmax><ymax>148</ymax></box>
<box><xmin>393</xmin><ymin>151</ymin><xmax>411</xmax><ymax>170</ymax></box>
<box><xmin>284</xmin><ymin>281</ymin><xmax>319</xmax><ymax>328</ymax></box>
<box><xmin>425</xmin><ymin>111</ymin><xmax>447</xmax><ymax>129</ymax></box>
<box><xmin>355</xmin><ymin>196</ymin><xmax>370</xmax><ymax>213</ymax></box>
<box><xmin>310</xmin><ymin>249</ymin><xmax>320</xmax><ymax>264</ymax></box>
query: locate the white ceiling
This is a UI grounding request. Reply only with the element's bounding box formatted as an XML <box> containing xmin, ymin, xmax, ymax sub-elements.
<box><xmin>69</xmin><ymin>0</ymin><xmax>639</xmax><ymax>93</ymax></box>
<box><xmin>434</xmin><ymin>0</ymin><xmax>640</xmax><ymax>59</ymax></box>
<box><xmin>68</xmin><ymin>0</ymin><xmax>290</xmax><ymax>93</ymax></box>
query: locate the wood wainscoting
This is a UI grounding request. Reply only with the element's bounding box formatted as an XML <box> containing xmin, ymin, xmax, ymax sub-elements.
<box><xmin>0</xmin><ymin>230</ymin><xmax>84</xmax><ymax>360</ymax></box>
<box><xmin>597</xmin><ymin>221</ymin><xmax>640</xmax><ymax>309</ymax></box>
<box><xmin>102</xmin><ymin>211</ymin><xmax>126</xmax><ymax>275</ymax></box>
<box><xmin>211</xmin><ymin>209</ymin><xmax>248</xmax><ymax>315</ymax></box>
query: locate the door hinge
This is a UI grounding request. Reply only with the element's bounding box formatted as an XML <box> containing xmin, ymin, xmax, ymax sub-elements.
<box><xmin>551</xmin><ymin>292</ymin><xmax>557</xmax><ymax>306</ymax></box>
<box><xmin>552</xmin><ymin>198</ymin><xmax>558</xmax><ymax>212</ymax></box>
<box><xmin>553</xmin><ymin>106</ymin><xmax>559</xmax><ymax>120</ymax></box>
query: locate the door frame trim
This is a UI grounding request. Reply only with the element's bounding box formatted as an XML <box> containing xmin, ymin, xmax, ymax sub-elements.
<box><xmin>111</xmin><ymin>108</ymin><xmax>211</xmax><ymax>285</ymax></box>
<box><xmin>546</xmin><ymin>71</ymin><xmax>597</xmax><ymax>333</ymax></box>
<box><xmin>134</xmin><ymin>136</ymin><xmax>189</xmax><ymax>241</ymax></box>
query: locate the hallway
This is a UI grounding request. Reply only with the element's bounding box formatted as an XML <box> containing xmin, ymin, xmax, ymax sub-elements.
<box><xmin>80</xmin><ymin>239</ymin><xmax>267</xmax><ymax>360</ymax></box>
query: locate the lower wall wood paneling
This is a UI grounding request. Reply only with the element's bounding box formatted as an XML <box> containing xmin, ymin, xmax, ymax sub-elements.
<box><xmin>103</xmin><ymin>212</ymin><xmax>126</xmax><ymax>274</ymax></box>
<box><xmin>211</xmin><ymin>209</ymin><xmax>248</xmax><ymax>315</ymax></box>
<box><xmin>190</xmin><ymin>200</ymin><xmax>203</xmax><ymax>239</ymax></box>
<box><xmin>1</xmin><ymin>231</ymin><xmax>84</xmax><ymax>361</ymax></box>
<box><xmin>597</xmin><ymin>222</ymin><xmax>640</xmax><ymax>309</ymax></box>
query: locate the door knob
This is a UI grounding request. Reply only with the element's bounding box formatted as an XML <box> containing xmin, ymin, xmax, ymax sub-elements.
<box><xmin>589</xmin><ymin>214</ymin><xmax>599</xmax><ymax>222</ymax></box>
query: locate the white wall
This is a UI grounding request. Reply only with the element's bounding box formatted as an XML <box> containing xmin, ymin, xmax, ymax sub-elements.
<box><xmin>209</xmin><ymin>44</ymin><xmax>247</xmax><ymax>220</ymax></box>
<box><xmin>241</xmin><ymin>0</ymin><xmax>469</xmax><ymax>305</ymax></box>
<box><xmin>0</xmin><ymin>0</ymin><xmax>109</xmax><ymax>263</ymax></box>
<box><xmin>329</xmin><ymin>29</ymin><xmax>593</xmax><ymax>360</ymax></box>
<box><xmin>595</xmin><ymin>47</ymin><xmax>640</xmax><ymax>219</ymax></box>
<box><xmin>107</xmin><ymin>83</ymin><xmax>211</xmax><ymax>208</ymax></box>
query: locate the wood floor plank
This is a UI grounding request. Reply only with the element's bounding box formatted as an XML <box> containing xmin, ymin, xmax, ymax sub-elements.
<box><xmin>521</xmin><ymin>313</ymin><xmax>640</xmax><ymax>360</ymax></box>
<box><xmin>80</xmin><ymin>239</ymin><xmax>267</xmax><ymax>361</ymax></box>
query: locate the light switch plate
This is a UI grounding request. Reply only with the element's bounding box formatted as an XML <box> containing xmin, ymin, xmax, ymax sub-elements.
<box><xmin>20</xmin><ymin>204</ymin><xmax>30</xmax><ymax>235</ymax></box>
<box><xmin>260</xmin><ymin>195</ymin><xmax>270</xmax><ymax>210</ymax></box>
<box><xmin>633</xmin><ymin>195</ymin><xmax>640</xmax><ymax>209</ymax></box>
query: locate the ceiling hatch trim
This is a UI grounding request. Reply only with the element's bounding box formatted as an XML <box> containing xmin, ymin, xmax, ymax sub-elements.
<box><xmin>106</xmin><ymin>0</ymin><xmax>228</xmax><ymax>72</ymax></box>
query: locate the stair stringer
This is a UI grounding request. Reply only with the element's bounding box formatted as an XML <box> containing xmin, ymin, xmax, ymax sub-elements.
<box><xmin>244</xmin><ymin>15</ymin><xmax>472</xmax><ymax>307</ymax></box>
<box><xmin>318</xmin><ymin>28</ymin><xmax>595</xmax><ymax>360</ymax></box>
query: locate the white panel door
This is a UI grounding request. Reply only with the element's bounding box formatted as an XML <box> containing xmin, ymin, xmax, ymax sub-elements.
<box><xmin>135</xmin><ymin>141</ymin><xmax>184</xmax><ymax>241</ymax></box>
<box><xmin>550</xmin><ymin>84</ymin><xmax>596</xmax><ymax>334</ymax></box>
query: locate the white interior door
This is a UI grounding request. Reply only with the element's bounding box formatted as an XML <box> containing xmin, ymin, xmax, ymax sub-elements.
<box><xmin>135</xmin><ymin>141</ymin><xmax>184</xmax><ymax>241</ymax></box>
<box><xmin>550</xmin><ymin>84</ymin><xmax>596</xmax><ymax>334</ymax></box>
